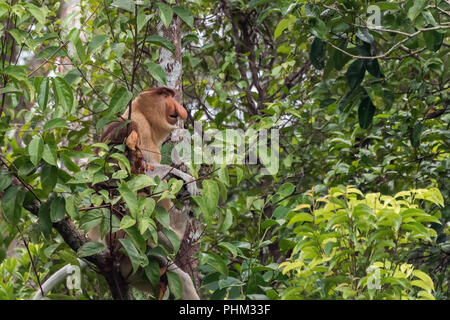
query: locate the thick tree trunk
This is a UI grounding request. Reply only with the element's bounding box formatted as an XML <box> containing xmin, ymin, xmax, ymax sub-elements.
<box><xmin>158</xmin><ymin>5</ymin><xmax>201</xmax><ymax>298</ymax></box>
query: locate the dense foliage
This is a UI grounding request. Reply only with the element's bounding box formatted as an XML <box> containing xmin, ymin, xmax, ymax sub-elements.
<box><xmin>0</xmin><ymin>0</ymin><xmax>448</xmax><ymax>300</ymax></box>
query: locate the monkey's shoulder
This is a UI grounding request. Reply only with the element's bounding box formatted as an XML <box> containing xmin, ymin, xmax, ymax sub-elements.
<box><xmin>101</xmin><ymin>120</ymin><xmax>140</xmax><ymax>145</ymax></box>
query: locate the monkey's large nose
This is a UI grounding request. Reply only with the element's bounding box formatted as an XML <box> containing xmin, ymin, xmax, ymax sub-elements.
<box><xmin>175</xmin><ymin>103</ymin><xmax>187</xmax><ymax>120</ymax></box>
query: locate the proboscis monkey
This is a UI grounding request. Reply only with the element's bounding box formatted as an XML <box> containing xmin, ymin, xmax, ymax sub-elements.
<box><xmin>90</xmin><ymin>87</ymin><xmax>199</xmax><ymax>299</ymax></box>
<box><xmin>100</xmin><ymin>87</ymin><xmax>188</xmax><ymax>171</ymax></box>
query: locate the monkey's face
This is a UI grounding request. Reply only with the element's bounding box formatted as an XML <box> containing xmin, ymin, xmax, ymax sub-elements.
<box><xmin>138</xmin><ymin>87</ymin><xmax>187</xmax><ymax>133</ymax></box>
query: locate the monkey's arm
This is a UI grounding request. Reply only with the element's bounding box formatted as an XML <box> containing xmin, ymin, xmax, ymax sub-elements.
<box><xmin>125</xmin><ymin>130</ymin><xmax>139</xmax><ymax>151</ymax></box>
<box><xmin>101</xmin><ymin>120</ymin><xmax>140</xmax><ymax>146</ymax></box>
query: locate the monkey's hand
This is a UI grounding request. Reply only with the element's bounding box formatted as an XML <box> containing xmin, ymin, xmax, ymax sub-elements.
<box><xmin>126</xmin><ymin>130</ymin><xmax>139</xmax><ymax>151</ymax></box>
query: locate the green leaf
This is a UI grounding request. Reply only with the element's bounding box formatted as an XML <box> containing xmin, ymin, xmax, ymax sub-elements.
<box><xmin>44</xmin><ymin>118</ymin><xmax>67</xmax><ymax>131</ymax></box>
<box><xmin>309</xmin><ymin>17</ymin><xmax>328</xmax><ymax>39</ymax></box>
<box><xmin>413</xmin><ymin>270</ymin><xmax>434</xmax><ymax>292</ymax></box>
<box><xmin>25</xmin><ymin>3</ymin><xmax>47</xmax><ymax>25</ymax></box>
<box><xmin>118</xmin><ymin>182</ymin><xmax>138</xmax><ymax>217</ymax></box>
<box><xmin>288</xmin><ymin>212</ymin><xmax>313</xmax><ymax>225</ymax></box>
<box><xmin>173</xmin><ymin>6</ymin><xmax>194</xmax><ymax>29</ymax></box>
<box><xmin>415</xmin><ymin>188</ymin><xmax>445</xmax><ymax>207</ymax></box>
<box><xmin>407</xmin><ymin>0</ymin><xmax>428</xmax><ymax>22</ymax></box>
<box><xmin>42</xmin><ymin>143</ymin><xmax>57</xmax><ymax>166</ymax></box>
<box><xmin>346</xmin><ymin>59</ymin><xmax>366</xmax><ymax>90</ymax></box>
<box><xmin>155</xmin><ymin>206</ymin><xmax>170</xmax><ymax>229</ymax></box>
<box><xmin>36</xmin><ymin>46</ymin><xmax>68</xmax><ymax>59</ymax></box>
<box><xmin>358</xmin><ymin>96</ymin><xmax>376</xmax><ymax>129</ymax></box>
<box><xmin>146</xmin><ymin>35</ymin><xmax>175</xmax><ymax>53</ymax></box>
<box><xmin>401</xmin><ymin>222</ymin><xmax>430</xmax><ymax>239</ymax></box>
<box><xmin>304</xmin><ymin>3</ymin><xmax>319</xmax><ymax>17</ymax></box>
<box><xmin>111</xmin><ymin>42</ymin><xmax>125</xmax><ymax>59</ymax></box>
<box><xmin>156</xmin><ymin>2</ymin><xmax>173</xmax><ymax>29</ymax></box>
<box><xmin>0</xmin><ymin>170</ymin><xmax>12</xmax><ymax>192</ymax></box>
<box><xmin>41</xmin><ymin>164</ymin><xmax>57</xmax><ymax>192</ymax></box>
<box><xmin>162</xmin><ymin>227</ymin><xmax>181</xmax><ymax>253</ymax></box>
<box><xmin>120</xmin><ymin>215</ymin><xmax>136</xmax><ymax>229</ymax></box>
<box><xmin>411</xmin><ymin>280</ymin><xmax>431</xmax><ymax>293</ymax></box>
<box><xmin>356</xmin><ymin>28</ymin><xmax>373</xmax><ymax>43</ymax></box>
<box><xmin>143</xmin><ymin>197</ymin><xmax>156</xmax><ymax>216</ymax></box>
<box><xmin>68</xmin><ymin>28</ymin><xmax>86</xmax><ymax>63</ymax></box>
<box><xmin>79</xmin><ymin>210</ymin><xmax>103</xmax><ymax>233</ymax></box>
<box><xmin>193</xmin><ymin>180</ymin><xmax>219</xmax><ymax>225</ymax></box>
<box><xmin>43</xmin><ymin>243</ymin><xmax>61</xmax><ymax>258</ymax></box>
<box><xmin>109</xmin><ymin>87</ymin><xmax>132</xmax><ymax>115</ymax></box>
<box><xmin>111</xmin><ymin>0</ymin><xmax>135</xmax><ymax>13</ymax></box>
<box><xmin>261</xmin><ymin>219</ymin><xmax>279</xmax><ymax>230</ymax></box>
<box><xmin>274</xmin><ymin>18</ymin><xmax>290</xmax><ymax>40</ymax></box>
<box><xmin>423</xmin><ymin>30</ymin><xmax>444</xmax><ymax>52</ymax></box>
<box><xmin>331</xmin><ymin>41</ymin><xmax>351</xmax><ymax>71</ymax></box>
<box><xmin>146</xmin><ymin>62</ymin><xmax>166</xmax><ymax>85</ymax></box>
<box><xmin>310</xmin><ymin>37</ymin><xmax>325</xmax><ymax>70</ymax></box>
<box><xmin>410</xmin><ymin>122</ymin><xmax>424</xmax><ymax>148</ymax></box>
<box><xmin>50</xmin><ymin>196</ymin><xmax>66</xmax><ymax>222</ymax></box>
<box><xmin>138</xmin><ymin>217</ymin><xmax>152</xmax><ymax>235</ymax></box>
<box><xmin>128</xmin><ymin>174</ymin><xmax>156</xmax><ymax>192</ymax></box>
<box><xmin>1</xmin><ymin>65</ymin><xmax>27</xmax><ymax>81</ymax></box>
<box><xmin>166</xmin><ymin>270</ymin><xmax>182</xmax><ymax>300</ymax></box>
<box><xmin>278</xmin><ymin>182</ymin><xmax>295</xmax><ymax>198</ymax></box>
<box><xmin>37</xmin><ymin>77</ymin><xmax>50</xmax><ymax>110</ymax></box>
<box><xmin>112</xmin><ymin>170</ymin><xmax>128</xmax><ymax>179</ymax></box>
<box><xmin>0</xmin><ymin>86</ymin><xmax>22</xmax><ymax>95</ymax></box>
<box><xmin>169</xmin><ymin>179</ymin><xmax>183</xmax><ymax>195</ymax></box>
<box><xmin>137</xmin><ymin>12</ymin><xmax>150</xmax><ymax>32</ymax></box>
<box><xmin>118</xmin><ymin>238</ymin><xmax>148</xmax><ymax>274</ymax></box>
<box><xmin>88</xmin><ymin>34</ymin><xmax>108</xmax><ymax>54</ymax></box>
<box><xmin>125</xmin><ymin>225</ymin><xmax>147</xmax><ymax>252</ymax></box>
<box><xmin>218</xmin><ymin>242</ymin><xmax>238</xmax><ymax>257</ymax></box>
<box><xmin>52</xmin><ymin>77</ymin><xmax>74</xmax><ymax>113</ymax></box>
<box><xmin>376</xmin><ymin>2</ymin><xmax>401</xmax><ymax>10</ymax></box>
<box><xmin>219</xmin><ymin>209</ymin><xmax>233</xmax><ymax>232</ymax></box>
<box><xmin>109</xmin><ymin>153</ymin><xmax>131</xmax><ymax>173</ymax></box>
<box><xmin>248</xmin><ymin>0</ymin><xmax>271</xmax><ymax>9</ymax></box>
<box><xmin>218</xmin><ymin>277</ymin><xmax>243</xmax><ymax>289</ymax></box>
<box><xmin>77</xmin><ymin>242</ymin><xmax>106</xmax><ymax>258</ymax></box>
<box><xmin>365</xmin><ymin>58</ymin><xmax>383</xmax><ymax>78</ymax></box>
<box><xmin>8</xmin><ymin>29</ymin><xmax>27</xmax><ymax>44</ymax></box>
<box><xmin>38</xmin><ymin>201</ymin><xmax>52</xmax><ymax>238</ymax></box>
<box><xmin>144</xmin><ymin>259</ymin><xmax>160</xmax><ymax>288</ymax></box>
<box><xmin>28</xmin><ymin>135</ymin><xmax>44</xmax><ymax>167</ymax></box>
<box><xmin>1</xmin><ymin>186</ymin><xmax>24</xmax><ymax>226</ymax></box>
<box><xmin>202</xmin><ymin>252</ymin><xmax>228</xmax><ymax>275</ymax></box>
<box><xmin>0</xmin><ymin>4</ymin><xmax>8</xmax><ymax>19</ymax></box>
<box><xmin>65</xmin><ymin>195</ymin><xmax>79</xmax><ymax>219</ymax></box>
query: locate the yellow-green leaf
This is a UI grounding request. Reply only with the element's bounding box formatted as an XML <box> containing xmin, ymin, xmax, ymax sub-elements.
<box><xmin>413</xmin><ymin>270</ymin><xmax>434</xmax><ymax>291</ymax></box>
<box><xmin>289</xmin><ymin>212</ymin><xmax>313</xmax><ymax>225</ymax></box>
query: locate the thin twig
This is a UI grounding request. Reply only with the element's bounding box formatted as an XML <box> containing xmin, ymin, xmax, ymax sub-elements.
<box><xmin>103</xmin><ymin>0</ymin><xmax>130</xmax><ymax>91</ymax></box>
<box><xmin>79</xmin><ymin>204</ymin><xmax>112</xmax><ymax>212</ymax></box>
<box><xmin>29</xmin><ymin>3</ymin><xmax>101</xmax><ymax>77</ymax></box>
<box><xmin>326</xmin><ymin>25</ymin><xmax>450</xmax><ymax>60</ymax></box>
<box><xmin>17</xmin><ymin>226</ymin><xmax>44</xmax><ymax>296</ymax></box>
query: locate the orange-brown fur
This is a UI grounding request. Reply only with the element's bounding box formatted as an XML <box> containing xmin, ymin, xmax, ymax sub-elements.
<box><xmin>100</xmin><ymin>87</ymin><xmax>187</xmax><ymax>174</ymax></box>
<box><xmin>89</xmin><ymin>87</ymin><xmax>196</xmax><ymax>298</ymax></box>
